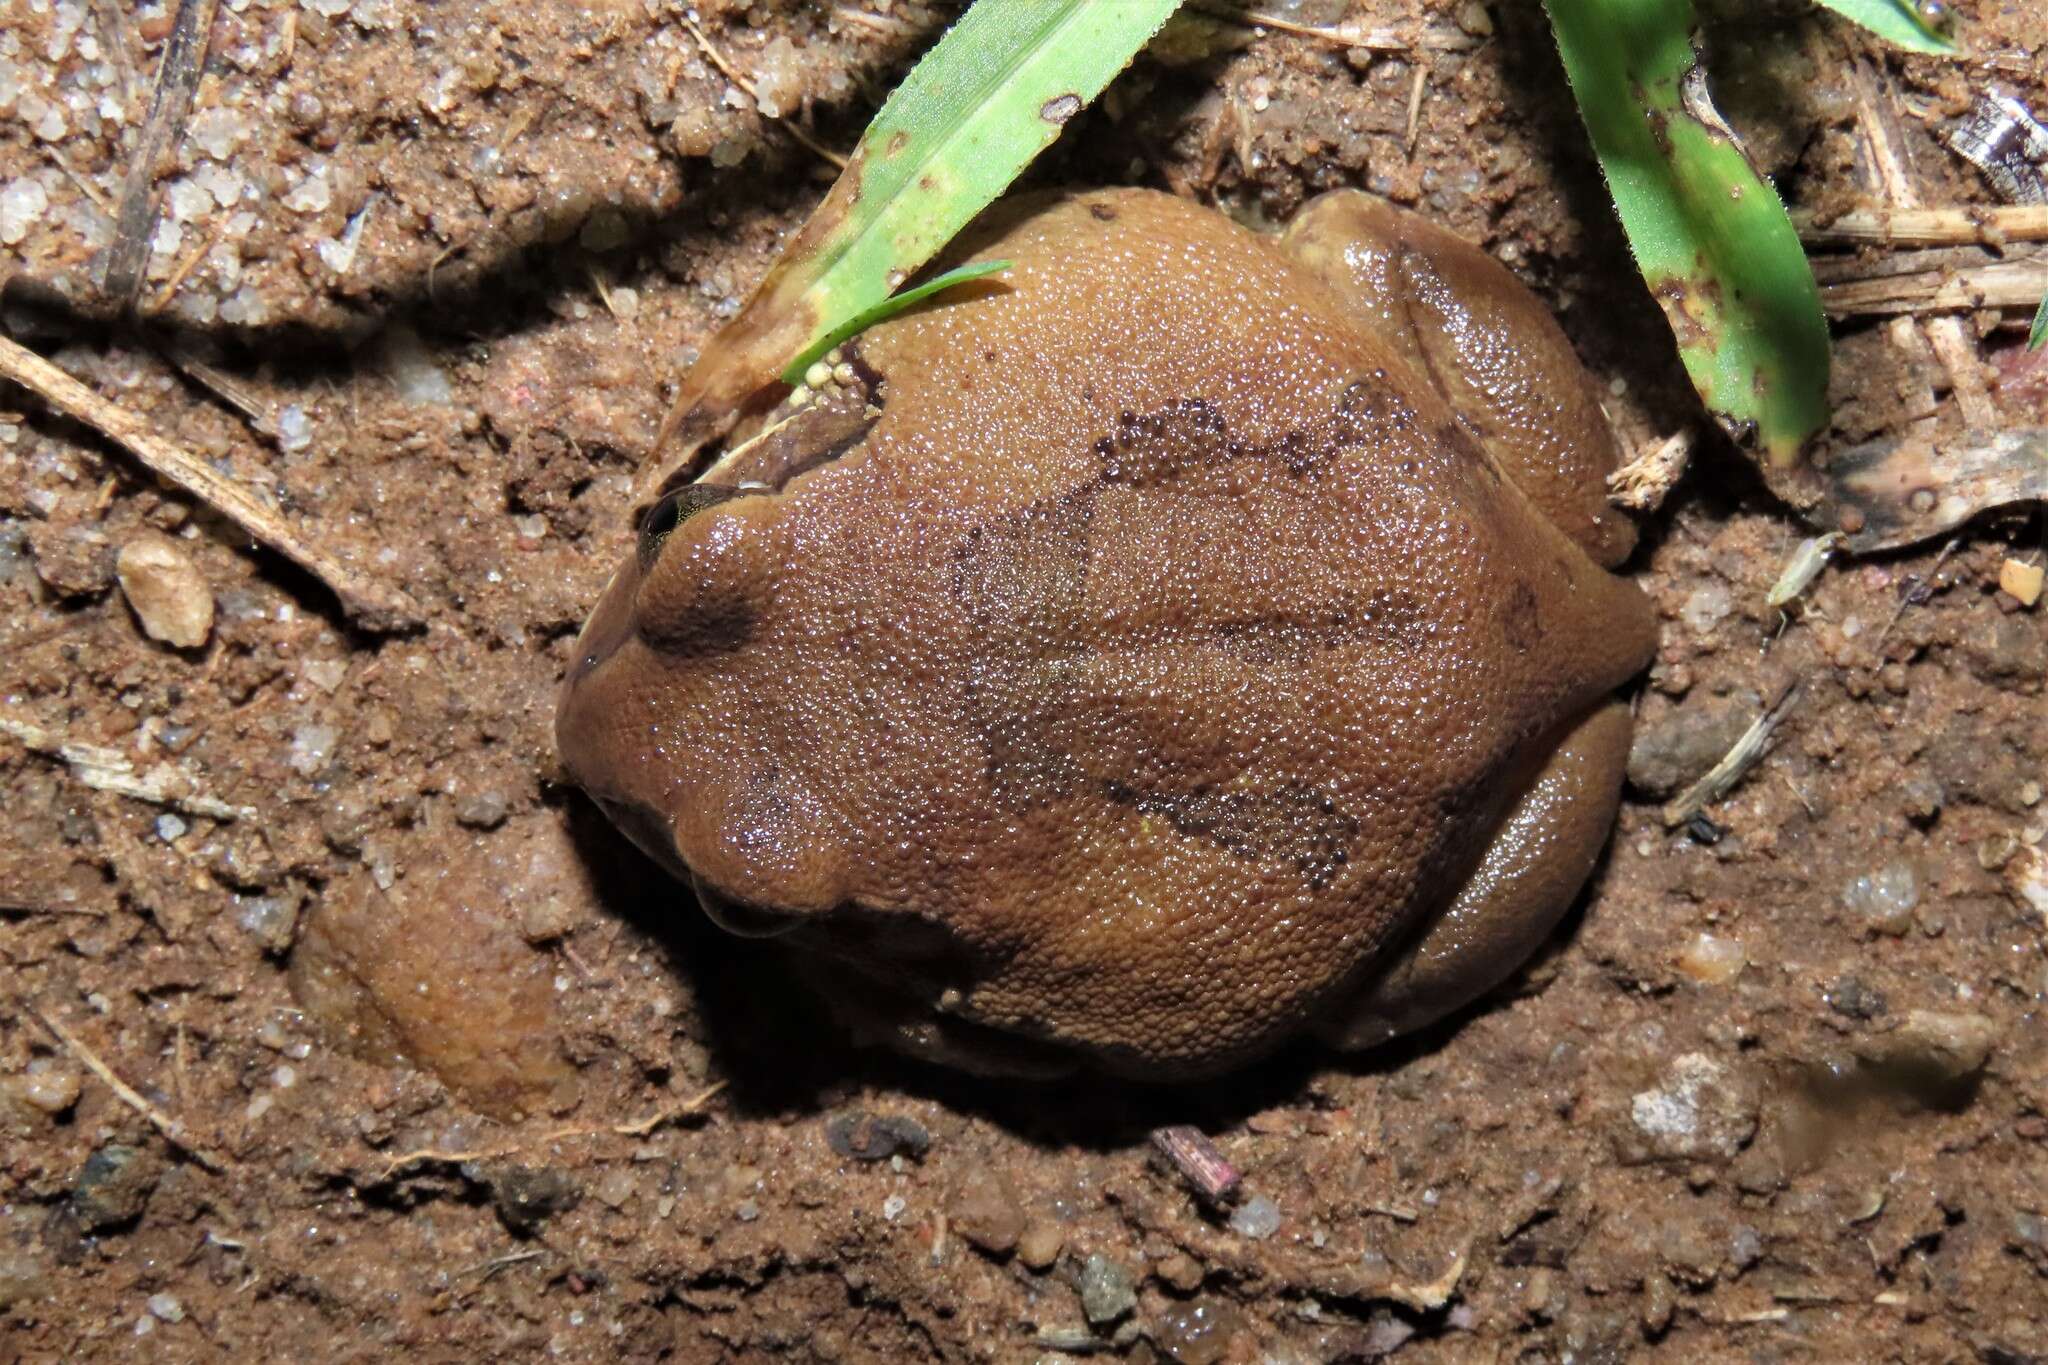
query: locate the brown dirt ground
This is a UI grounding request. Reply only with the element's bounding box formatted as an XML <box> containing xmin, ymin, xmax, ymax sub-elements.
<box><xmin>4</xmin><ymin>0</ymin><xmax>2047</xmax><ymax>1360</ymax></box>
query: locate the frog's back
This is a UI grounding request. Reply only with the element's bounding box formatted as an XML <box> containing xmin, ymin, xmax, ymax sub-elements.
<box><xmin>642</xmin><ymin>190</ymin><xmax>1648</xmax><ymax>1071</ymax></box>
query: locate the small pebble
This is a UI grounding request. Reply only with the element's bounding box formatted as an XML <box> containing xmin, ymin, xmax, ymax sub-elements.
<box><xmin>1676</xmin><ymin>932</ymin><xmax>1746</xmax><ymax>984</ymax></box>
<box><xmin>70</xmin><ymin>1145</ymin><xmax>161</xmax><ymax>1231</ymax></box>
<box><xmin>1824</xmin><ymin>975</ymin><xmax>1887</xmax><ymax>1020</ymax></box>
<box><xmin>1153</xmin><ymin>1300</ymin><xmax>1251</xmax><ymax>1365</ymax></box>
<box><xmin>1841</xmin><ymin>861</ymin><xmax>1919</xmax><ymax>937</ymax></box>
<box><xmin>1154</xmin><ymin>1252</ymin><xmax>1203</xmax><ymax>1294</ymax></box>
<box><xmin>489</xmin><ymin>1165</ymin><xmax>579</xmax><ymax>1236</ymax></box>
<box><xmin>824</xmin><ymin>1110</ymin><xmax>930</xmax><ymax>1162</ymax></box>
<box><xmin>881</xmin><ymin>1194</ymin><xmax>907</xmax><ymax>1222</ymax></box>
<box><xmin>0</xmin><ymin>1251</ymin><xmax>50</xmax><ymax>1310</ymax></box>
<box><xmin>1228</xmin><ymin>1194</ymin><xmax>1282</xmax><ymax>1240</ymax></box>
<box><xmin>1860</xmin><ymin>1010</ymin><xmax>1998</xmax><ymax>1082</ymax></box>
<box><xmin>9</xmin><ymin>1060</ymin><xmax>81</xmax><ymax>1115</ymax></box>
<box><xmin>1623</xmin><ymin>1052</ymin><xmax>1756</xmax><ymax>1163</ymax></box>
<box><xmin>1016</xmin><ymin>1220</ymin><xmax>1064</xmax><ymax>1271</ymax></box>
<box><xmin>455</xmin><ymin>790</ymin><xmax>510</xmax><ymax>829</ymax></box>
<box><xmin>517</xmin><ymin>892</ymin><xmax>582</xmax><ymax>945</ymax></box>
<box><xmin>276</xmin><ymin>404</ymin><xmax>313</xmax><ymax>453</ymax></box>
<box><xmin>1679</xmin><ymin>582</ymin><xmax>1733</xmax><ymax>635</ymax></box>
<box><xmin>1999</xmin><ymin>557</ymin><xmax>2043</xmax><ymax>608</ymax></box>
<box><xmin>146</xmin><ymin>1292</ymin><xmax>185</xmax><ymax>1323</ymax></box>
<box><xmin>286</xmin><ymin>724</ymin><xmax>338</xmax><ymax>778</ymax></box>
<box><xmin>1077</xmin><ymin>1253</ymin><xmax>1136</xmax><ymax>1326</ymax></box>
<box><xmin>950</xmin><ymin>1172</ymin><xmax>1025</xmax><ymax>1256</ymax></box>
<box><xmin>1626</xmin><ymin>692</ymin><xmax>1759</xmax><ymax>799</ymax></box>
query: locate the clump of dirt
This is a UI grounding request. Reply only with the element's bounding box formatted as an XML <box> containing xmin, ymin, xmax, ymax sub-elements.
<box><xmin>3</xmin><ymin>1</ymin><xmax>2045</xmax><ymax>1360</ymax></box>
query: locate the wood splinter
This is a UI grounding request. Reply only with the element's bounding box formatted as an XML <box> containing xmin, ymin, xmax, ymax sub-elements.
<box><xmin>0</xmin><ymin>334</ymin><xmax>422</xmax><ymax>633</ymax></box>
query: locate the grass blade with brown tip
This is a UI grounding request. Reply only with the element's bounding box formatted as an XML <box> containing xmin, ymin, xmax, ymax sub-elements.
<box><xmin>651</xmin><ymin>0</ymin><xmax>1184</xmax><ymax>482</ymax></box>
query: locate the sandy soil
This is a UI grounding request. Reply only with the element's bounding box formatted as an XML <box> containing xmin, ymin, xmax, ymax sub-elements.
<box><xmin>3</xmin><ymin>0</ymin><xmax>2046</xmax><ymax>1360</ymax></box>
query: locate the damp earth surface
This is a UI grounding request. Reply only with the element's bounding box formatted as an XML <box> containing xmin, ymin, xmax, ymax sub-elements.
<box><xmin>3</xmin><ymin>1</ymin><xmax>2047</xmax><ymax>1361</ymax></box>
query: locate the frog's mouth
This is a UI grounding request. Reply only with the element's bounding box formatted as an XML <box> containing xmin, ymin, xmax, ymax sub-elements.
<box><xmin>654</xmin><ymin>347</ymin><xmax>885</xmax><ymax>506</ymax></box>
<box><xmin>586</xmin><ymin>792</ymin><xmax>805</xmax><ymax>939</ymax></box>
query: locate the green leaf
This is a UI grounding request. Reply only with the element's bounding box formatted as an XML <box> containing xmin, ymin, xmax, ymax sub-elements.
<box><xmin>1545</xmin><ymin>0</ymin><xmax>1831</xmax><ymax>468</ymax></box>
<box><xmin>2030</xmin><ymin>295</ymin><xmax>2047</xmax><ymax>351</ymax></box>
<box><xmin>1809</xmin><ymin>0</ymin><xmax>1958</xmax><ymax>55</ymax></box>
<box><xmin>783</xmin><ymin>260</ymin><xmax>1012</xmax><ymax>384</ymax></box>
<box><xmin>656</xmin><ymin>0</ymin><xmax>1183</xmax><ymax>468</ymax></box>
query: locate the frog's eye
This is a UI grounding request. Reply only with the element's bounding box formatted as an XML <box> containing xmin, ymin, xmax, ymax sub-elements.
<box><xmin>638</xmin><ymin>484</ymin><xmax>739</xmax><ymax>574</ymax></box>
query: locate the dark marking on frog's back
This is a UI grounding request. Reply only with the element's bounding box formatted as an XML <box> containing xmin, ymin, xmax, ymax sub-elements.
<box><xmin>1094</xmin><ymin>398</ymin><xmax>1234</xmax><ymax>485</ymax></box>
<box><xmin>1210</xmin><ymin>587</ymin><xmax>1433</xmax><ymax>664</ymax></box>
<box><xmin>641</xmin><ymin>599</ymin><xmax>758</xmax><ymax>658</ymax></box>
<box><xmin>1104</xmin><ymin>780</ymin><xmax>1361</xmax><ymax>891</ymax></box>
<box><xmin>1499</xmin><ymin>578</ymin><xmax>1542</xmax><ymax>652</ymax></box>
<box><xmin>1090</xmin><ymin>383</ymin><xmax>1441</xmax><ymax>492</ymax></box>
<box><xmin>948</xmin><ymin>486</ymin><xmax>1098</xmax><ymax>627</ymax></box>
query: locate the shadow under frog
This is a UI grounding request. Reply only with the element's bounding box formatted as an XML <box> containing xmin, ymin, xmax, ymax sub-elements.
<box><xmin>555</xmin><ymin>187</ymin><xmax>1658</xmax><ymax>1088</ymax></box>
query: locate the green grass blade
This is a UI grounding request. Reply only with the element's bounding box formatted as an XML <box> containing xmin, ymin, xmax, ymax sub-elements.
<box><xmin>1810</xmin><ymin>0</ymin><xmax>1958</xmax><ymax>54</ymax></box>
<box><xmin>656</xmin><ymin>0</ymin><xmax>1182</xmax><ymax>466</ymax></box>
<box><xmin>784</xmin><ymin>260</ymin><xmax>1012</xmax><ymax>383</ymax></box>
<box><xmin>2030</xmin><ymin>295</ymin><xmax>2047</xmax><ymax>351</ymax></box>
<box><xmin>1545</xmin><ymin>0</ymin><xmax>1831</xmax><ymax>467</ymax></box>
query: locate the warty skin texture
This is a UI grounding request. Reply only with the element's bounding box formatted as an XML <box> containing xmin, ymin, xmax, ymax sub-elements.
<box><xmin>556</xmin><ymin>188</ymin><xmax>1658</xmax><ymax>1078</ymax></box>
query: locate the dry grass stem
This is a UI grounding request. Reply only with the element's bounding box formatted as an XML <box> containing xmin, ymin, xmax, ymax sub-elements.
<box><xmin>685</xmin><ymin>17</ymin><xmax>849</xmax><ymax>170</ymax></box>
<box><xmin>1849</xmin><ymin>64</ymin><xmax>1997</xmax><ymax>429</ymax></box>
<box><xmin>1818</xmin><ymin>254</ymin><xmax>2048</xmax><ymax>316</ymax></box>
<box><xmin>377</xmin><ymin>1081</ymin><xmax>728</xmax><ymax>1180</ymax></box>
<box><xmin>1661</xmin><ymin>683</ymin><xmax>1801</xmax><ymax>829</ymax></box>
<box><xmin>1793</xmin><ymin>204</ymin><xmax>2048</xmax><ymax>246</ymax></box>
<box><xmin>26</xmin><ymin>1002</ymin><xmax>229</xmax><ymax>1172</ymax></box>
<box><xmin>0</xmin><ymin>707</ymin><xmax>253</xmax><ymax>820</ymax></box>
<box><xmin>1196</xmin><ymin>5</ymin><xmax>1411</xmax><ymax>51</ymax></box>
<box><xmin>0</xmin><ymin>334</ymin><xmax>423</xmax><ymax>631</ymax></box>
<box><xmin>160</xmin><ymin>347</ymin><xmax>284</xmax><ymax>439</ymax></box>
<box><xmin>101</xmin><ymin>0</ymin><xmax>221</xmax><ymax>307</ymax></box>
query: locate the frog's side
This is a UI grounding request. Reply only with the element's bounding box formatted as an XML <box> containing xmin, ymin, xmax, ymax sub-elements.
<box><xmin>556</xmin><ymin>188</ymin><xmax>1658</xmax><ymax>1078</ymax></box>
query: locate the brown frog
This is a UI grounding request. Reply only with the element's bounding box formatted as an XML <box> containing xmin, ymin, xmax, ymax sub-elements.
<box><xmin>556</xmin><ymin>189</ymin><xmax>1658</xmax><ymax>1078</ymax></box>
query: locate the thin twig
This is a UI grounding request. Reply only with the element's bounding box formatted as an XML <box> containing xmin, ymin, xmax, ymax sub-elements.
<box><xmin>684</xmin><ymin>17</ymin><xmax>848</xmax><ymax>170</ymax></box>
<box><xmin>0</xmin><ymin>897</ymin><xmax>112</xmax><ymax>919</ymax></box>
<box><xmin>1661</xmin><ymin>683</ymin><xmax>1801</xmax><ymax>829</ymax></box>
<box><xmin>1793</xmin><ymin>204</ymin><xmax>2048</xmax><ymax>246</ymax></box>
<box><xmin>1875</xmin><ymin>536</ymin><xmax>1959</xmax><ymax>647</ymax></box>
<box><xmin>833</xmin><ymin>6</ymin><xmax>915</xmax><ymax>37</ymax></box>
<box><xmin>147</xmin><ymin>217</ymin><xmax>229</xmax><ymax>315</ymax></box>
<box><xmin>0</xmin><ymin>334</ymin><xmax>422</xmax><ymax>632</ymax></box>
<box><xmin>459</xmin><ymin>1249</ymin><xmax>548</xmax><ymax>1282</ymax></box>
<box><xmin>0</xmin><ymin>707</ymin><xmax>253</xmax><ymax>820</ymax></box>
<box><xmin>157</xmin><ymin>345</ymin><xmax>282</xmax><ymax>440</ymax></box>
<box><xmin>1404</xmin><ymin>63</ymin><xmax>1428</xmax><ymax>158</ymax></box>
<box><xmin>377</xmin><ymin>1081</ymin><xmax>727</xmax><ymax>1180</ymax></box>
<box><xmin>41</xmin><ymin>146</ymin><xmax>116</xmax><ymax>220</ymax></box>
<box><xmin>102</xmin><ymin>0</ymin><xmax>222</xmax><ymax>308</ymax></box>
<box><xmin>88</xmin><ymin>0</ymin><xmax>141</xmax><ymax>107</ymax></box>
<box><xmin>1818</xmin><ymin>254</ymin><xmax>2048</xmax><ymax>316</ymax></box>
<box><xmin>1850</xmin><ymin>62</ymin><xmax>1997</xmax><ymax>430</ymax></box>
<box><xmin>1192</xmin><ymin>4</ymin><xmax>1411</xmax><ymax>52</ymax></box>
<box><xmin>26</xmin><ymin>1002</ymin><xmax>229</xmax><ymax>1172</ymax></box>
